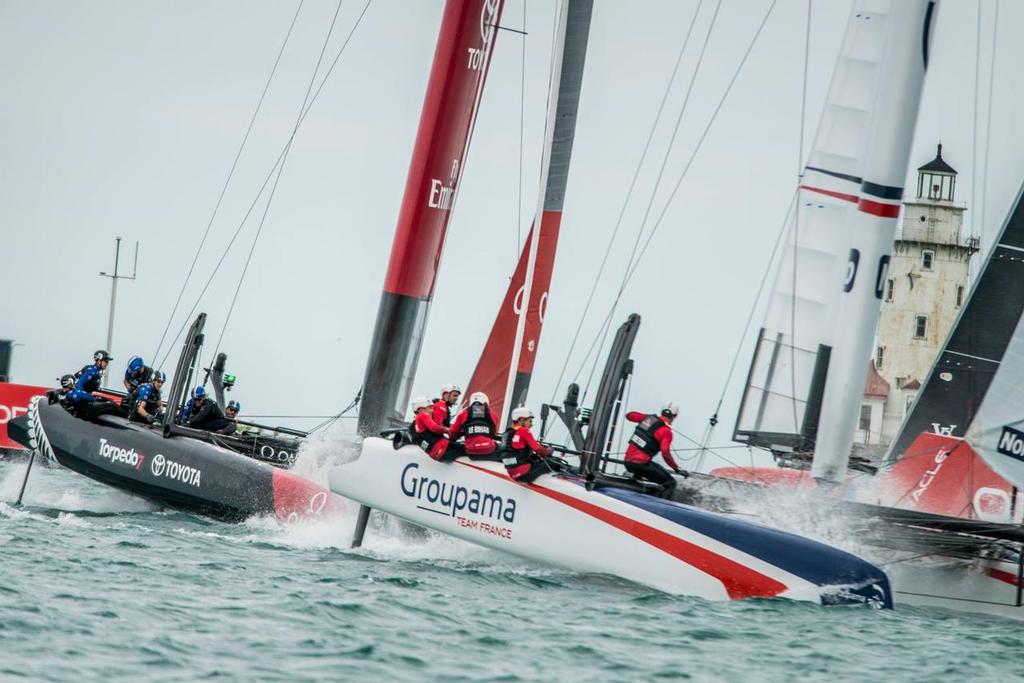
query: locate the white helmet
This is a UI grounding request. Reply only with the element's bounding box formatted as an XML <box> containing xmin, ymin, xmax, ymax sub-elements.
<box><xmin>411</xmin><ymin>396</ymin><xmax>432</xmax><ymax>412</ymax></box>
<box><xmin>469</xmin><ymin>391</ymin><xmax>488</xmax><ymax>405</ymax></box>
<box><xmin>510</xmin><ymin>406</ymin><xmax>534</xmax><ymax>423</ymax></box>
<box><xmin>442</xmin><ymin>383</ymin><xmax>462</xmax><ymax>395</ymax></box>
<box><xmin>661</xmin><ymin>401</ymin><xmax>680</xmax><ymax>417</ymax></box>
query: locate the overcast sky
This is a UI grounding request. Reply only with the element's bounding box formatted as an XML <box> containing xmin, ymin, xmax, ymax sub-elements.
<box><xmin>2</xmin><ymin>0</ymin><xmax>1019</xmax><ymax>469</ymax></box>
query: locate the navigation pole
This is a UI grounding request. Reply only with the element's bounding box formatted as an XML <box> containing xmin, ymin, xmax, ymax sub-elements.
<box><xmin>99</xmin><ymin>237</ymin><xmax>139</xmax><ymax>387</ymax></box>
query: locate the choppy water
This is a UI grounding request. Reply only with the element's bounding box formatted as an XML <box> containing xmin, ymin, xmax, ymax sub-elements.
<box><xmin>2</xmin><ymin>447</ymin><xmax>1022</xmax><ymax>682</ymax></box>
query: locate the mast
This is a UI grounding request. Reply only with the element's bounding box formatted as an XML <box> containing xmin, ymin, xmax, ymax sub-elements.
<box><xmin>358</xmin><ymin>0</ymin><xmax>503</xmax><ymax>436</ymax></box>
<box><xmin>810</xmin><ymin>1</ymin><xmax>937</xmax><ymax>483</ymax></box>
<box><xmin>467</xmin><ymin>0</ymin><xmax>593</xmax><ymax>424</ymax></box>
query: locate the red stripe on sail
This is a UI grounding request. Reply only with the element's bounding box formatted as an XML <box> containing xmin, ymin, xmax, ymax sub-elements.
<box><xmin>857</xmin><ymin>197</ymin><xmax>902</xmax><ymax>218</ymax></box>
<box><xmin>799</xmin><ymin>185</ymin><xmax>901</xmax><ymax>218</ymax></box>
<box><xmin>466</xmin><ymin>210</ymin><xmax>562</xmax><ymax>418</ymax></box>
<box><xmin>382</xmin><ymin>0</ymin><xmax>504</xmax><ymax>300</ymax></box>
<box><xmin>460</xmin><ymin>462</ymin><xmax>789</xmax><ymax>599</ymax></box>
<box><xmin>800</xmin><ymin>185</ymin><xmax>858</xmax><ymax>204</ymax></box>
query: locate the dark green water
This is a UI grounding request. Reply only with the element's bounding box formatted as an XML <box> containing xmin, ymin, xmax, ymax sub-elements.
<box><xmin>2</xmin><ymin>459</ymin><xmax>1021</xmax><ymax>682</ymax></box>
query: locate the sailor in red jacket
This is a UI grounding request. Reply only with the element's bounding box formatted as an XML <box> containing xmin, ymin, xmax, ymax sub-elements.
<box><xmin>432</xmin><ymin>383</ymin><xmax>462</xmax><ymax>428</ymax></box>
<box><xmin>501</xmin><ymin>407</ymin><xmax>554</xmax><ymax>483</ymax></box>
<box><xmin>409</xmin><ymin>396</ymin><xmax>454</xmax><ymax>461</ymax></box>
<box><xmin>448</xmin><ymin>391</ymin><xmax>500</xmax><ymax>458</ymax></box>
<box><xmin>624</xmin><ymin>402</ymin><xmax>683</xmax><ymax>499</ymax></box>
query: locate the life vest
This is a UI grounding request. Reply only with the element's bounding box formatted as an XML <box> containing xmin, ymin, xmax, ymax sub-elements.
<box><xmin>409</xmin><ymin>416</ymin><xmax>444</xmax><ymax>453</ymax></box>
<box><xmin>629</xmin><ymin>414</ymin><xmax>664</xmax><ymax>458</ymax></box>
<box><xmin>463</xmin><ymin>402</ymin><xmax>496</xmax><ymax>438</ymax></box>
<box><xmin>432</xmin><ymin>397</ymin><xmax>452</xmax><ymax>428</ymax></box>
<box><xmin>129</xmin><ymin>383</ymin><xmax>161</xmax><ymax>420</ymax></box>
<box><xmin>500</xmin><ymin>427</ymin><xmax>534</xmax><ymax>469</ymax></box>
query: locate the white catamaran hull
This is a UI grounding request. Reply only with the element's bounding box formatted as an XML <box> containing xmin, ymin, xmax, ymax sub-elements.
<box><xmin>329</xmin><ymin>438</ymin><xmax>893</xmax><ymax>607</ymax></box>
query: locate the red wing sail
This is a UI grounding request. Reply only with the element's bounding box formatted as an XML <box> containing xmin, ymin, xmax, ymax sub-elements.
<box><xmin>358</xmin><ymin>0</ymin><xmax>504</xmax><ymax>434</ymax></box>
<box><xmin>467</xmin><ymin>212</ymin><xmax>561</xmax><ymax>419</ymax></box>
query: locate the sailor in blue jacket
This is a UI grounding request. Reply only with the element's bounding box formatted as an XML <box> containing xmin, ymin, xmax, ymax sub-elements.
<box><xmin>178</xmin><ymin>386</ymin><xmax>207</xmax><ymax>424</ymax></box>
<box><xmin>66</xmin><ymin>350</ymin><xmax>114</xmax><ymax>416</ymax></box>
<box><xmin>130</xmin><ymin>371</ymin><xmax>166</xmax><ymax>424</ymax></box>
<box><xmin>123</xmin><ymin>355</ymin><xmax>153</xmax><ymax>394</ymax></box>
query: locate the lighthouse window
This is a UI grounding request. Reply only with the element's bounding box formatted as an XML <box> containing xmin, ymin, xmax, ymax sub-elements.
<box><xmin>859</xmin><ymin>405</ymin><xmax>872</xmax><ymax>433</ymax></box>
<box><xmin>876</xmin><ymin>346</ymin><xmax>885</xmax><ymax>369</ymax></box>
<box><xmin>885</xmin><ymin>278</ymin><xmax>894</xmax><ymax>302</ymax></box>
<box><xmin>914</xmin><ymin>315</ymin><xmax>928</xmax><ymax>339</ymax></box>
<box><xmin>955</xmin><ymin>285</ymin><xmax>964</xmax><ymax>308</ymax></box>
<box><xmin>922</xmin><ymin>250</ymin><xmax>934</xmax><ymax>270</ymax></box>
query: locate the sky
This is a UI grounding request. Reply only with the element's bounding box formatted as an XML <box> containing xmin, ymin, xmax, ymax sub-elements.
<box><xmin>2</xmin><ymin>0</ymin><xmax>1020</xmax><ymax>470</ymax></box>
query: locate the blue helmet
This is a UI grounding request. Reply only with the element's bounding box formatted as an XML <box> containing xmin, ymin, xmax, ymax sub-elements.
<box><xmin>151</xmin><ymin>371</ymin><xmax>166</xmax><ymax>383</ymax></box>
<box><xmin>226</xmin><ymin>400</ymin><xmax>241</xmax><ymax>413</ymax></box>
<box><xmin>127</xmin><ymin>356</ymin><xmax>145</xmax><ymax>374</ymax></box>
<box><xmin>192</xmin><ymin>386</ymin><xmax>206</xmax><ymax>399</ymax></box>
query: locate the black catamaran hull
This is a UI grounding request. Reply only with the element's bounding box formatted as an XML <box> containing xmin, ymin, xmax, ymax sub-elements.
<box><xmin>9</xmin><ymin>398</ymin><xmax>342</xmax><ymax>522</ymax></box>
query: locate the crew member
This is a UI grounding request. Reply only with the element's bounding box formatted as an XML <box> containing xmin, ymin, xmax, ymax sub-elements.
<box><xmin>187</xmin><ymin>391</ymin><xmax>235</xmax><ymax>435</ymax></box>
<box><xmin>123</xmin><ymin>355</ymin><xmax>153</xmax><ymax>394</ymax></box>
<box><xmin>624</xmin><ymin>402</ymin><xmax>683</xmax><ymax>499</ymax></box>
<box><xmin>501</xmin><ymin>407</ymin><xmax>554</xmax><ymax>484</ymax></box>
<box><xmin>66</xmin><ymin>350</ymin><xmax>118</xmax><ymax>418</ymax></box>
<box><xmin>449</xmin><ymin>391</ymin><xmax>499</xmax><ymax>458</ymax></box>
<box><xmin>409</xmin><ymin>396</ymin><xmax>453</xmax><ymax>461</ymax></box>
<box><xmin>48</xmin><ymin>374</ymin><xmax>77</xmax><ymax>407</ymax></box>
<box><xmin>223</xmin><ymin>400</ymin><xmax>242</xmax><ymax>434</ymax></box>
<box><xmin>179</xmin><ymin>386</ymin><xmax>206</xmax><ymax>424</ymax></box>
<box><xmin>131</xmin><ymin>371</ymin><xmax>166</xmax><ymax>424</ymax></box>
<box><xmin>432</xmin><ymin>383</ymin><xmax>461</xmax><ymax>428</ymax></box>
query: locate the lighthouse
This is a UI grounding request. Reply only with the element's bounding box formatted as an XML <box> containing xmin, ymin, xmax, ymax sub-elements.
<box><xmin>855</xmin><ymin>144</ymin><xmax>979</xmax><ymax>456</ymax></box>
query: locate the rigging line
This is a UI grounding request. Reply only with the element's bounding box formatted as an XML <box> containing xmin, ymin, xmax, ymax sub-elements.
<box><xmin>157</xmin><ymin>0</ymin><xmax>374</xmax><ymax>368</ymax></box>
<box><xmin>788</xmin><ymin>0</ymin><xmax>812</xmax><ymax>435</ymax></box>
<box><xmin>699</xmin><ymin>189</ymin><xmax>798</xmax><ymax>443</ymax></box>
<box><xmin>151</xmin><ymin>0</ymin><xmax>305</xmax><ymax>365</ymax></box>
<box><xmin>549</xmin><ymin>0</ymin><xmax>705</xmax><ymax>401</ymax></box>
<box><xmin>581</xmin><ymin>0</ymin><xmax>726</xmax><ymax>399</ymax></box>
<box><xmin>310</xmin><ymin>387</ymin><xmax>362</xmax><ymax>433</ymax></box>
<box><xmin>978</xmin><ymin>0</ymin><xmax>1000</xmax><ymax>265</ymax></box>
<box><xmin>969</xmin><ymin>1</ymin><xmax>982</xmax><ymax>269</ymax></box>
<box><xmin>516</xmin><ymin>0</ymin><xmax>526</xmax><ymax>260</ymax></box>
<box><xmin>575</xmin><ymin>0</ymin><xmax>719</xmax><ymax>395</ymax></box>
<box><xmin>580</xmin><ymin>0</ymin><xmax>777</xmax><ymax>396</ymax></box>
<box><xmin>210</xmin><ymin>0</ymin><xmax>346</xmax><ymax>364</ymax></box>
<box><xmin>619</xmin><ymin>0</ymin><xmax>777</xmax><ymax>290</ymax></box>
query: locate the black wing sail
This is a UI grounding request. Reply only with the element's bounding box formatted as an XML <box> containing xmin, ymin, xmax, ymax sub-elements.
<box><xmin>887</xmin><ymin>180</ymin><xmax>1024</xmax><ymax>460</ymax></box>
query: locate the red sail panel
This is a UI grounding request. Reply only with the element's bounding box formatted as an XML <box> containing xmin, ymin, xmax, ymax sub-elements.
<box><xmin>382</xmin><ymin>0</ymin><xmax>503</xmax><ymax>300</ymax></box>
<box><xmin>0</xmin><ymin>383</ymin><xmax>49</xmax><ymax>449</ymax></box>
<box><xmin>874</xmin><ymin>433</ymin><xmax>1014</xmax><ymax>521</ymax></box>
<box><xmin>467</xmin><ymin>210</ymin><xmax>562</xmax><ymax>418</ymax></box>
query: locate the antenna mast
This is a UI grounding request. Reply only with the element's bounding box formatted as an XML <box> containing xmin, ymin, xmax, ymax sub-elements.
<box><xmin>99</xmin><ymin>236</ymin><xmax>139</xmax><ymax>387</ymax></box>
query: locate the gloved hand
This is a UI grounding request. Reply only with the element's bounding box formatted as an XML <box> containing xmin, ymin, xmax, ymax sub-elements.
<box><xmin>674</xmin><ymin>468</ymin><xmax>690</xmax><ymax>478</ymax></box>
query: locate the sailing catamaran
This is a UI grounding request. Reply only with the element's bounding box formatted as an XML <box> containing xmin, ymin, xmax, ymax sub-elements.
<box><xmin>8</xmin><ymin>314</ymin><xmax>344</xmax><ymax>521</ymax></box>
<box><xmin>653</xmin><ymin>0</ymin><xmax>1024</xmax><ymax>617</ymax></box>
<box><xmin>329</xmin><ymin>0</ymin><xmax>895</xmax><ymax>608</ymax></box>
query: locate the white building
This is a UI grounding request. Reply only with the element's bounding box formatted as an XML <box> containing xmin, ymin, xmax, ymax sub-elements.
<box><xmin>855</xmin><ymin>144</ymin><xmax>979</xmax><ymax>454</ymax></box>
